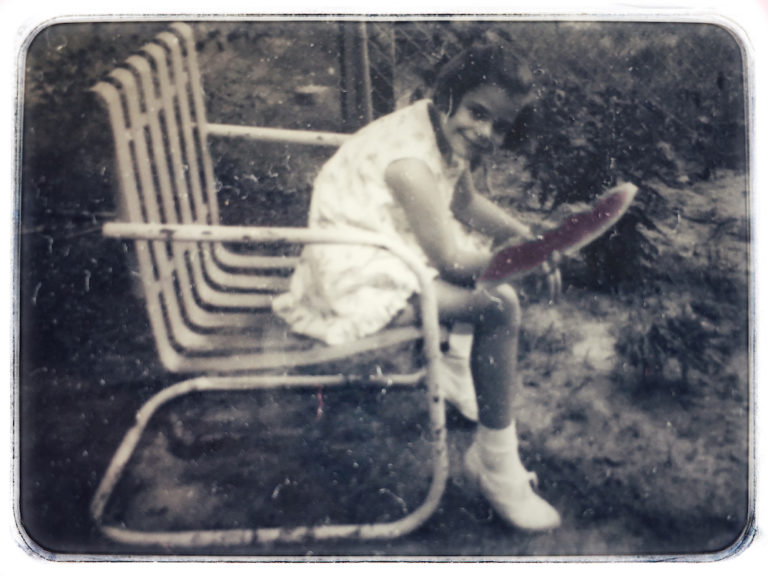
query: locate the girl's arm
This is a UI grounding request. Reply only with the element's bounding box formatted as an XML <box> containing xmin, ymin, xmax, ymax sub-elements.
<box><xmin>452</xmin><ymin>170</ymin><xmax>533</xmax><ymax>243</ymax></box>
<box><xmin>385</xmin><ymin>158</ymin><xmax>491</xmax><ymax>284</ymax></box>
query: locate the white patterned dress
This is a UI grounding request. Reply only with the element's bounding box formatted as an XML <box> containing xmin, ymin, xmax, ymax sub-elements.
<box><xmin>272</xmin><ymin>100</ymin><xmax>489</xmax><ymax>345</ymax></box>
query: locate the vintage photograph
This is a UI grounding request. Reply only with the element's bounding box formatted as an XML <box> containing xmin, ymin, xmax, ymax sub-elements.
<box><xmin>15</xmin><ymin>18</ymin><xmax>752</xmax><ymax>559</ymax></box>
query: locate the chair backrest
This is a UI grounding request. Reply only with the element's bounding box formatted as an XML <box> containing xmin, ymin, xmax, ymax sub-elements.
<box><xmin>94</xmin><ymin>23</ymin><xmax>426</xmax><ymax>375</ymax></box>
<box><xmin>126</xmin><ymin>29</ymin><xmax>290</xmax><ymax>302</ymax></box>
<box><xmin>92</xmin><ymin>24</ymin><xmax>312</xmax><ymax>372</ymax></box>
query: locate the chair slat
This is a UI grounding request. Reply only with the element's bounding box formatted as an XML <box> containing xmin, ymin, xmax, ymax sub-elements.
<box><xmin>157</xmin><ymin>32</ymin><xmax>210</xmax><ymax>224</ymax></box>
<box><xmin>147</xmin><ymin>35</ymin><xmax>291</xmax><ymax>300</ymax></box>
<box><xmin>169</xmin><ymin>23</ymin><xmax>299</xmax><ymax>275</ymax></box>
<box><xmin>112</xmin><ymin>66</ymin><xmax>236</xmax><ymax>333</ymax></box>
<box><xmin>170</xmin><ymin>22</ymin><xmax>222</xmax><ymax>224</ymax></box>
<box><xmin>92</xmin><ymin>82</ymin><xmax>179</xmax><ymax>360</ymax></box>
<box><xmin>126</xmin><ymin>53</ymin><xmax>276</xmax><ymax>328</ymax></box>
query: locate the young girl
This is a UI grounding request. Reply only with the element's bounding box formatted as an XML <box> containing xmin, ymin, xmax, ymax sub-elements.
<box><xmin>273</xmin><ymin>41</ymin><xmax>561</xmax><ymax>531</ymax></box>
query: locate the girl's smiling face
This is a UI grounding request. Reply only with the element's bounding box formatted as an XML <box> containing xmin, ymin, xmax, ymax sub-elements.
<box><xmin>443</xmin><ymin>84</ymin><xmax>527</xmax><ymax>161</ymax></box>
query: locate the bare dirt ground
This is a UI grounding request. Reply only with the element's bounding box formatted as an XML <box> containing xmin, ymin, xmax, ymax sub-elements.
<box><xmin>17</xmin><ymin>21</ymin><xmax>751</xmax><ymax>559</ymax></box>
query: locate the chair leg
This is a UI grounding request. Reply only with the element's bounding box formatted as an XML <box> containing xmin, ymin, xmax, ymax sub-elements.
<box><xmin>90</xmin><ymin>370</ymin><xmax>448</xmax><ymax>547</ymax></box>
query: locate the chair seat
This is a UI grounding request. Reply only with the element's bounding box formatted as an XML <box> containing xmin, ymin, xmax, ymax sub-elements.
<box><xmin>161</xmin><ymin>307</ymin><xmax>441</xmax><ymax>375</ymax></box>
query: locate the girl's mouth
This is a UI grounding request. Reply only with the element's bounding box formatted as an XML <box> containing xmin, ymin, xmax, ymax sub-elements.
<box><xmin>462</xmin><ymin>132</ymin><xmax>492</xmax><ymax>154</ymax></box>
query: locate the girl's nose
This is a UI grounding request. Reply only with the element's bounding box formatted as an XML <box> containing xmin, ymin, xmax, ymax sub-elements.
<box><xmin>474</xmin><ymin>122</ymin><xmax>493</xmax><ymax>149</ymax></box>
<box><xmin>476</xmin><ymin>121</ymin><xmax>493</xmax><ymax>140</ymax></box>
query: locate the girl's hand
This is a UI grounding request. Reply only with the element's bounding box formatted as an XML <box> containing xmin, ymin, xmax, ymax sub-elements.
<box><xmin>541</xmin><ymin>251</ymin><xmax>562</xmax><ymax>304</ymax></box>
<box><xmin>517</xmin><ymin>224</ymin><xmax>536</xmax><ymax>241</ymax></box>
<box><xmin>491</xmin><ymin>225</ymin><xmax>535</xmax><ymax>251</ymax></box>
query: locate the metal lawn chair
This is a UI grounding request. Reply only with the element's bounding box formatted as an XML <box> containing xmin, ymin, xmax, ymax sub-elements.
<box><xmin>89</xmin><ymin>22</ymin><xmax>448</xmax><ymax>547</ymax></box>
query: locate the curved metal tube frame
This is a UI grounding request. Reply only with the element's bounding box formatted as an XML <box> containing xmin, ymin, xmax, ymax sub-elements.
<box><xmin>91</xmin><ymin>223</ymin><xmax>448</xmax><ymax>546</ymax></box>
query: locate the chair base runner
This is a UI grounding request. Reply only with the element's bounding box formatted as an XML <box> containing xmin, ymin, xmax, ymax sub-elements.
<box><xmin>90</xmin><ymin>373</ymin><xmax>449</xmax><ymax>547</ymax></box>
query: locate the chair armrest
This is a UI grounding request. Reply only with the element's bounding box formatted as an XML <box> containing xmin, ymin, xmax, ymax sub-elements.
<box><xmin>103</xmin><ymin>221</ymin><xmax>442</xmax><ymax>364</ymax></box>
<box><xmin>204</xmin><ymin>123</ymin><xmax>350</xmax><ymax>148</ymax></box>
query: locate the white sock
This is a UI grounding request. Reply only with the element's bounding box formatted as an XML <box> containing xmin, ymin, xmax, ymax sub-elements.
<box><xmin>478</xmin><ymin>421</ymin><xmax>517</xmax><ymax>451</ymax></box>
<box><xmin>447</xmin><ymin>322</ymin><xmax>474</xmax><ymax>359</ymax></box>
<box><xmin>476</xmin><ymin>421</ymin><xmax>525</xmax><ymax>474</ymax></box>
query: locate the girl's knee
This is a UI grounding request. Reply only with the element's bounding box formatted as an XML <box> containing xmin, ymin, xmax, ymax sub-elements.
<box><xmin>474</xmin><ymin>284</ymin><xmax>521</xmax><ymax>328</ymax></box>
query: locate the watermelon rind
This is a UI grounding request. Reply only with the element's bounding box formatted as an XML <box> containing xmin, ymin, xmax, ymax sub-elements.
<box><xmin>479</xmin><ymin>182</ymin><xmax>638</xmax><ymax>284</ymax></box>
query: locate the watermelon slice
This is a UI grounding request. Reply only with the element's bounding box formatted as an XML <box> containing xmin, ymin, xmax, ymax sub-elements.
<box><xmin>479</xmin><ymin>182</ymin><xmax>639</xmax><ymax>285</ymax></box>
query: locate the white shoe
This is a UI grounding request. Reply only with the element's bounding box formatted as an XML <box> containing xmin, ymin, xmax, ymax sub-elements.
<box><xmin>438</xmin><ymin>353</ymin><xmax>479</xmax><ymax>422</ymax></box>
<box><xmin>464</xmin><ymin>429</ymin><xmax>561</xmax><ymax>531</ymax></box>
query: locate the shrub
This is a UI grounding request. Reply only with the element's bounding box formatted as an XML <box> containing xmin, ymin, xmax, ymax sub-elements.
<box><xmin>391</xmin><ymin>22</ymin><xmax>746</xmax><ymax>292</ymax></box>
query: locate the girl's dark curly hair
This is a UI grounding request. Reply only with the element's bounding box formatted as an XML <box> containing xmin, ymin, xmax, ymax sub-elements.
<box><xmin>433</xmin><ymin>41</ymin><xmax>534</xmax><ymax>149</ymax></box>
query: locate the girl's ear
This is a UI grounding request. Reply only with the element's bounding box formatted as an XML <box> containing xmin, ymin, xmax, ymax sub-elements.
<box><xmin>433</xmin><ymin>86</ymin><xmax>453</xmax><ymax>116</ymax></box>
<box><xmin>446</xmin><ymin>91</ymin><xmax>455</xmax><ymax>117</ymax></box>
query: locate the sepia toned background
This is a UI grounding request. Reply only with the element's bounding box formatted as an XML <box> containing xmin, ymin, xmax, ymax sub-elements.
<box><xmin>16</xmin><ymin>19</ymin><xmax>750</xmax><ymax>557</ymax></box>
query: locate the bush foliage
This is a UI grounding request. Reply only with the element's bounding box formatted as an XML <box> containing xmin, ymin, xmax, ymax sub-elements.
<box><xmin>390</xmin><ymin>21</ymin><xmax>745</xmax><ymax>289</ymax></box>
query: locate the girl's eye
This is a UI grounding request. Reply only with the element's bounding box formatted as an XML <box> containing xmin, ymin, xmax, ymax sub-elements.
<box><xmin>469</xmin><ymin>106</ymin><xmax>487</xmax><ymax>121</ymax></box>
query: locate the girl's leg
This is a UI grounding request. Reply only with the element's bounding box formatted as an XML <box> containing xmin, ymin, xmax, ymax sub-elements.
<box><xmin>434</xmin><ymin>279</ymin><xmax>561</xmax><ymax>531</ymax></box>
<box><xmin>434</xmin><ymin>280</ymin><xmax>521</xmax><ymax>429</ymax></box>
<box><xmin>440</xmin><ymin>322</ymin><xmax>478</xmax><ymax>421</ymax></box>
